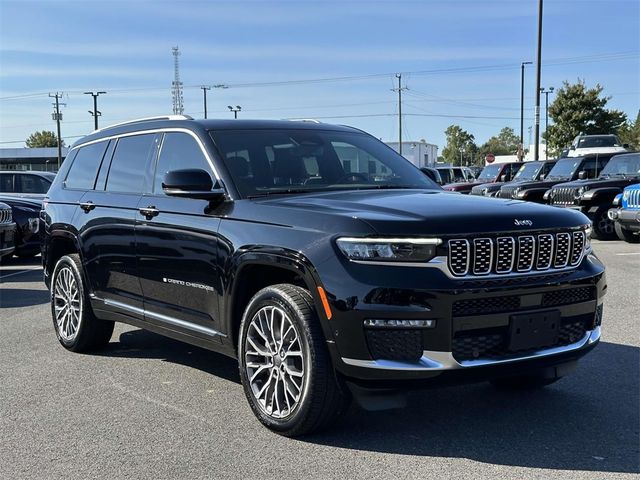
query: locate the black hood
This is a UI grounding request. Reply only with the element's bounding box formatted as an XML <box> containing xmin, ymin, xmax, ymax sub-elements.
<box><xmin>550</xmin><ymin>176</ymin><xmax>640</xmax><ymax>189</ymax></box>
<box><xmin>259</xmin><ymin>189</ymin><xmax>588</xmax><ymax>236</ymax></box>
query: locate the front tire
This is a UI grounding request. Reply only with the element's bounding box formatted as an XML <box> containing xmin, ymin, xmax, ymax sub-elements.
<box><xmin>50</xmin><ymin>254</ymin><xmax>114</xmax><ymax>352</ymax></box>
<box><xmin>238</xmin><ymin>284</ymin><xmax>350</xmax><ymax>437</ymax></box>
<box><xmin>591</xmin><ymin>207</ymin><xmax>616</xmax><ymax>240</ymax></box>
<box><xmin>615</xmin><ymin>222</ymin><xmax>640</xmax><ymax>243</ymax></box>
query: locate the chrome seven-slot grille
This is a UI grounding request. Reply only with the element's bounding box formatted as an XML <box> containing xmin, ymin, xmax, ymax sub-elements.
<box><xmin>0</xmin><ymin>208</ymin><xmax>12</xmax><ymax>224</ymax></box>
<box><xmin>550</xmin><ymin>186</ymin><xmax>578</xmax><ymax>205</ymax></box>
<box><xmin>448</xmin><ymin>230</ymin><xmax>586</xmax><ymax>276</ymax></box>
<box><xmin>626</xmin><ymin>188</ymin><xmax>640</xmax><ymax>208</ymax></box>
<box><xmin>498</xmin><ymin>185</ymin><xmax>517</xmax><ymax>199</ymax></box>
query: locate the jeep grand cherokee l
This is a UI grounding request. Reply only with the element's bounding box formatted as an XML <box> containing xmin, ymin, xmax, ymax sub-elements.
<box><xmin>42</xmin><ymin>116</ymin><xmax>606</xmax><ymax>436</ymax></box>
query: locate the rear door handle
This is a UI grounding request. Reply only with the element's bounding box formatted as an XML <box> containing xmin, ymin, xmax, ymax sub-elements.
<box><xmin>139</xmin><ymin>206</ymin><xmax>159</xmax><ymax>220</ymax></box>
<box><xmin>79</xmin><ymin>201</ymin><xmax>95</xmax><ymax>213</ymax></box>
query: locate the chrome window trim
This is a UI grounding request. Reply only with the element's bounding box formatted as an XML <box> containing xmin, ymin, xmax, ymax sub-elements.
<box><xmin>341</xmin><ymin>327</ymin><xmax>600</xmax><ymax>371</ymax></box>
<box><xmin>103</xmin><ymin>298</ymin><xmax>225</xmax><ymax>338</ymax></box>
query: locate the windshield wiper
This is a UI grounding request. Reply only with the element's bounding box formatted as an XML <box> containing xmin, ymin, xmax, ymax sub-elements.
<box><xmin>354</xmin><ymin>185</ymin><xmax>421</xmax><ymax>190</ymax></box>
<box><xmin>247</xmin><ymin>189</ymin><xmax>316</xmax><ymax>199</ymax></box>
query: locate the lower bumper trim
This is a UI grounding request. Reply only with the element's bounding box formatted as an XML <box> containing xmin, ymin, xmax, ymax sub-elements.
<box><xmin>341</xmin><ymin>326</ymin><xmax>600</xmax><ymax>371</ymax></box>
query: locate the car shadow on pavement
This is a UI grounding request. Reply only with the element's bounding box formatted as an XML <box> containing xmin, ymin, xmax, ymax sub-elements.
<box><xmin>306</xmin><ymin>341</ymin><xmax>639</xmax><ymax>474</ymax></box>
<box><xmin>0</xmin><ymin>286</ymin><xmax>49</xmax><ymax>307</ymax></box>
<box><xmin>100</xmin><ymin>329</ymin><xmax>241</xmax><ymax>384</ymax></box>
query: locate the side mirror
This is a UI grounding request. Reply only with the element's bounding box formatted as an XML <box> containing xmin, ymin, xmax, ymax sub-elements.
<box><xmin>500</xmin><ymin>174</ymin><xmax>507</xmax><ymax>182</ymax></box>
<box><xmin>570</xmin><ymin>145</ymin><xmax>576</xmax><ymax>150</ymax></box>
<box><xmin>162</xmin><ymin>169</ymin><xmax>226</xmax><ymax>201</ymax></box>
<box><xmin>578</xmin><ymin>170</ymin><xmax>588</xmax><ymax>180</ymax></box>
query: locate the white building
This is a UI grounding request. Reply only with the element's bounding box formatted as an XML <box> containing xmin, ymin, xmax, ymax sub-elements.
<box><xmin>386</xmin><ymin>140</ymin><xmax>438</xmax><ymax>168</ymax></box>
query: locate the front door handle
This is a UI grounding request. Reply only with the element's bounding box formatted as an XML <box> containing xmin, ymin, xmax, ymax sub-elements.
<box><xmin>79</xmin><ymin>201</ymin><xmax>95</xmax><ymax>213</ymax></box>
<box><xmin>139</xmin><ymin>206</ymin><xmax>159</xmax><ymax>220</ymax></box>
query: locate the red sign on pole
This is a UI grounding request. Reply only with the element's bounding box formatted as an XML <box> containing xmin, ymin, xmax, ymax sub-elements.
<box><xmin>485</xmin><ymin>153</ymin><xmax>495</xmax><ymax>164</ymax></box>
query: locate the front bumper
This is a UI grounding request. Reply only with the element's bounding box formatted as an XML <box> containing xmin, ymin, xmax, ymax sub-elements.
<box><xmin>609</xmin><ymin>208</ymin><xmax>640</xmax><ymax>232</ymax></box>
<box><xmin>323</xmin><ymin>252</ymin><xmax>606</xmax><ymax>384</ymax></box>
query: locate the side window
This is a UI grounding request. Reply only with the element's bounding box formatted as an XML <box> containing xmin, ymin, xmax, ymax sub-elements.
<box><xmin>18</xmin><ymin>174</ymin><xmax>51</xmax><ymax>194</ymax></box>
<box><xmin>506</xmin><ymin>164</ymin><xmax>519</xmax><ymax>180</ymax></box>
<box><xmin>154</xmin><ymin>133</ymin><xmax>211</xmax><ymax>194</ymax></box>
<box><xmin>106</xmin><ymin>134</ymin><xmax>158</xmax><ymax>193</ymax></box>
<box><xmin>542</xmin><ymin>162</ymin><xmax>554</xmax><ymax>176</ymax></box>
<box><xmin>65</xmin><ymin>142</ymin><xmax>109</xmax><ymax>190</ymax></box>
<box><xmin>0</xmin><ymin>174</ymin><xmax>14</xmax><ymax>192</ymax></box>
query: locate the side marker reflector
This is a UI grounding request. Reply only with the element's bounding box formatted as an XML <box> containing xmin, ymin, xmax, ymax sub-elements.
<box><xmin>317</xmin><ymin>286</ymin><xmax>332</xmax><ymax>320</ymax></box>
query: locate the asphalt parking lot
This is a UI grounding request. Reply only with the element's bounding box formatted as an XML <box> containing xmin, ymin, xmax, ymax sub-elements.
<box><xmin>1</xmin><ymin>240</ymin><xmax>638</xmax><ymax>479</ymax></box>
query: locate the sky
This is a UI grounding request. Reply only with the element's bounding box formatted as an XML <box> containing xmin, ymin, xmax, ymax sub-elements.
<box><xmin>0</xmin><ymin>0</ymin><xmax>638</xmax><ymax>151</ymax></box>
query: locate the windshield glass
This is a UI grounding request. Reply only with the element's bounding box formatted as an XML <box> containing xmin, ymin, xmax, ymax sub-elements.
<box><xmin>513</xmin><ymin>162</ymin><xmax>542</xmax><ymax>181</ymax></box>
<box><xmin>547</xmin><ymin>158</ymin><xmax>582</xmax><ymax>180</ymax></box>
<box><xmin>209</xmin><ymin>129</ymin><xmax>438</xmax><ymax>198</ymax></box>
<box><xmin>575</xmin><ymin>135</ymin><xmax>620</xmax><ymax>148</ymax></box>
<box><xmin>599</xmin><ymin>153</ymin><xmax>640</xmax><ymax>178</ymax></box>
<box><xmin>476</xmin><ymin>164</ymin><xmax>502</xmax><ymax>182</ymax></box>
<box><xmin>436</xmin><ymin>168</ymin><xmax>452</xmax><ymax>184</ymax></box>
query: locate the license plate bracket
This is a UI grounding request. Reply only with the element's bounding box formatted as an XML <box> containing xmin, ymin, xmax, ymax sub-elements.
<box><xmin>509</xmin><ymin>310</ymin><xmax>561</xmax><ymax>352</ymax></box>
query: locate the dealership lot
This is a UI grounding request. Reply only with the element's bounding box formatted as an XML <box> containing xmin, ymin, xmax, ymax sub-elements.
<box><xmin>1</xmin><ymin>240</ymin><xmax>638</xmax><ymax>480</ymax></box>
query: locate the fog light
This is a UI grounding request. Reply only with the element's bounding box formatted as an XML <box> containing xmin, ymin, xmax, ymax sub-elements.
<box><xmin>364</xmin><ymin>319</ymin><xmax>435</xmax><ymax>328</ymax></box>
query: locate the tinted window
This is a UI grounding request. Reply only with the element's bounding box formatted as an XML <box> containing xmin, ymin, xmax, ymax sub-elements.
<box><xmin>598</xmin><ymin>153</ymin><xmax>640</xmax><ymax>177</ymax></box>
<box><xmin>476</xmin><ymin>164</ymin><xmax>502</xmax><ymax>182</ymax></box>
<box><xmin>18</xmin><ymin>174</ymin><xmax>51</xmax><ymax>193</ymax></box>
<box><xmin>154</xmin><ymin>133</ymin><xmax>210</xmax><ymax>194</ymax></box>
<box><xmin>0</xmin><ymin>174</ymin><xmax>14</xmax><ymax>192</ymax></box>
<box><xmin>65</xmin><ymin>142</ymin><xmax>108</xmax><ymax>190</ymax></box>
<box><xmin>210</xmin><ymin>129</ymin><xmax>436</xmax><ymax>198</ymax></box>
<box><xmin>106</xmin><ymin>134</ymin><xmax>158</xmax><ymax>193</ymax></box>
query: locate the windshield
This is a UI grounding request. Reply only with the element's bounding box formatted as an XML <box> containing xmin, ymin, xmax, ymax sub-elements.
<box><xmin>436</xmin><ymin>168</ymin><xmax>452</xmax><ymax>184</ymax></box>
<box><xmin>209</xmin><ymin>129</ymin><xmax>438</xmax><ymax>198</ymax></box>
<box><xmin>476</xmin><ymin>164</ymin><xmax>502</xmax><ymax>182</ymax></box>
<box><xmin>513</xmin><ymin>162</ymin><xmax>542</xmax><ymax>181</ymax></box>
<box><xmin>547</xmin><ymin>158</ymin><xmax>582</xmax><ymax>180</ymax></box>
<box><xmin>574</xmin><ymin>135</ymin><xmax>620</xmax><ymax>149</ymax></box>
<box><xmin>599</xmin><ymin>153</ymin><xmax>640</xmax><ymax>178</ymax></box>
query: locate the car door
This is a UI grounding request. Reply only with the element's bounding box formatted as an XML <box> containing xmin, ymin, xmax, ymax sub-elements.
<box><xmin>75</xmin><ymin>133</ymin><xmax>160</xmax><ymax>311</ymax></box>
<box><xmin>135</xmin><ymin>131</ymin><xmax>223</xmax><ymax>339</ymax></box>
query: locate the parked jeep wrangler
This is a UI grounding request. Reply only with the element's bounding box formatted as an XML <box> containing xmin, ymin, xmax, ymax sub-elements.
<box><xmin>546</xmin><ymin>153</ymin><xmax>640</xmax><ymax>239</ymax></box>
<box><xmin>497</xmin><ymin>154</ymin><xmax>615</xmax><ymax>202</ymax></box>
<box><xmin>471</xmin><ymin>160</ymin><xmax>556</xmax><ymax>197</ymax></box>
<box><xmin>443</xmin><ymin>162</ymin><xmax>520</xmax><ymax>194</ymax></box>
<box><xmin>42</xmin><ymin>116</ymin><xmax>606</xmax><ymax>436</ymax></box>
<box><xmin>608</xmin><ymin>182</ymin><xmax>640</xmax><ymax>243</ymax></box>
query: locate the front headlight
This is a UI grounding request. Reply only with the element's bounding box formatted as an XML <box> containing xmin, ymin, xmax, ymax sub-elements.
<box><xmin>512</xmin><ymin>187</ymin><xmax>524</xmax><ymax>199</ymax></box>
<box><xmin>482</xmin><ymin>188</ymin><xmax>489</xmax><ymax>196</ymax></box>
<box><xmin>584</xmin><ymin>225</ymin><xmax>592</xmax><ymax>252</ymax></box>
<box><xmin>336</xmin><ymin>237</ymin><xmax>441</xmax><ymax>263</ymax></box>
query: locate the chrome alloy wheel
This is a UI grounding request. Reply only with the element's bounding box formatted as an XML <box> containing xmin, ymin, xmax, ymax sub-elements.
<box><xmin>244</xmin><ymin>305</ymin><xmax>305</xmax><ymax>419</ymax></box>
<box><xmin>53</xmin><ymin>266</ymin><xmax>81</xmax><ymax>341</ymax></box>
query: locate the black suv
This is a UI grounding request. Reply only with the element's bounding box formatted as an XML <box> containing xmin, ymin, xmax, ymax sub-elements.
<box><xmin>470</xmin><ymin>160</ymin><xmax>556</xmax><ymax>197</ymax></box>
<box><xmin>497</xmin><ymin>154</ymin><xmax>614</xmax><ymax>202</ymax></box>
<box><xmin>0</xmin><ymin>170</ymin><xmax>55</xmax><ymax>197</ymax></box>
<box><xmin>42</xmin><ymin>116</ymin><xmax>606</xmax><ymax>436</ymax></box>
<box><xmin>546</xmin><ymin>152</ymin><xmax>640</xmax><ymax>239</ymax></box>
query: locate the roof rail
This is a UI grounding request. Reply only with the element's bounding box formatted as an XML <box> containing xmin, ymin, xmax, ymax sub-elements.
<box><xmin>287</xmin><ymin>118</ymin><xmax>322</xmax><ymax>124</ymax></box>
<box><xmin>94</xmin><ymin>115</ymin><xmax>193</xmax><ymax>133</ymax></box>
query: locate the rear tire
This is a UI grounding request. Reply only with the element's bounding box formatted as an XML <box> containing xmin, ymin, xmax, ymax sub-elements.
<box><xmin>238</xmin><ymin>284</ymin><xmax>350</xmax><ymax>437</ymax></box>
<box><xmin>615</xmin><ymin>222</ymin><xmax>640</xmax><ymax>243</ymax></box>
<box><xmin>50</xmin><ymin>254</ymin><xmax>114</xmax><ymax>352</ymax></box>
<box><xmin>591</xmin><ymin>207</ymin><xmax>616</xmax><ymax>240</ymax></box>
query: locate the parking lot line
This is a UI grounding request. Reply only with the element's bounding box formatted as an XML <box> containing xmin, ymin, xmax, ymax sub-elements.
<box><xmin>0</xmin><ymin>268</ymin><xmax>41</xmax><ymax>280</ymax></box>
<box><xmin>615</xmin><ymin>252</ymin><xmax>640</xmax><ymax>256</ymax></box>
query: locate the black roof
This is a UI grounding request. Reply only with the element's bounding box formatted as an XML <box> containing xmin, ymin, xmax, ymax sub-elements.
<box><xmin>73</xmin><ymin>117</ymin><xmax>361</xmax><ymax>148</ymax></box>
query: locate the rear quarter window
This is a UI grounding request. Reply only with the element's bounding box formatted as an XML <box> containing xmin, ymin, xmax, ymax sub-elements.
<box><xmin>65</xmin><ymin>141</ymin><xmax>109</xmax><ymax>190</ymax></box>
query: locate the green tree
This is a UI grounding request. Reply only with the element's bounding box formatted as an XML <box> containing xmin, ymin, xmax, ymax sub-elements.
<box><xmin>478</xmin><ymin>127</ymin><xmax>520</xmax><ymax>157</ymax></box>
<box><xmin>544</xmin><ymin>80</ymin><xmax>627</xmax><ymax>156</ymax></box>
<box><xmin>618</xmin><ymin>110</ymin><xmax>640</xmax><ymax>150</ymax></box>
<box><xmin>442</xmin><ymin>125</ymin><xmax>477</xmax><ymax>166</ymax></box>
<box><xmin>25</xmin><ymin>130</ymin><xmax>63</xmax><ymax>148</ymax></box>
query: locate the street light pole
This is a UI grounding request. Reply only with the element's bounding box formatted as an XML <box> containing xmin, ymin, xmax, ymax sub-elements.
<box><xmin>228</xmin><ymin>105</ymin><xmax>241</xmax><ymax>119</ymax></box>
<box><xmin>540</xmin><ymin>86</ymin><xmax>554</xmax><ymax>159</ymax></box>
<box><xmin>84</xmin><ymin>91</ymin><xmax>106</xmax><ymax>130</ymax></box>
<box><xmin>201</xmin><ymin>86</ymin><xmax>211</xmax><ymax>119</ymax></box>
<box><xmin>520</xmin><ymin>61</ymin><xmax>532</xmax><ymax>160</ymax></box>
<box><xmin>533</xmin><ymin>0</ymin><xmax>544</xmax><ymax>161</ymax></box>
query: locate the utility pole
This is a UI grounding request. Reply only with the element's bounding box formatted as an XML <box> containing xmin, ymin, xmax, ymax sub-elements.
<box><xmin>228</xmin><ymin>105</ymin><xmax>241</xmax><ymax>119</ymax></box>
<box><xmin>84</xmin><ymin>91</ymin><xmax>106</xmax><ymax>130</ymax></box>
<box><xmin>49</xmin><ymin>92</ymin><xmax>65</xmax><ymax>169</ymax></box>
<box><xmin>540</xmin><ymin>86</ymin><xmax>554</xmax><ymax>159</ymax></box>
<box><xmin>533</xmin><ymin>0</ymin><xmax>544</xmax><ymax>161</ymax></box>
<box><xmin>201</xmin><ymin>86</ymin><xmax>211</xmax><ymax>119</ymax></box>
<box><xmin>392</xmin><ymin>73</ymin><xmax>408</xmax><ymax>155</ymax></box>
<box><xmin>520</xmin><ymin>61</ymin><xmax>532</xmax><ymax>160</ymax></box>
